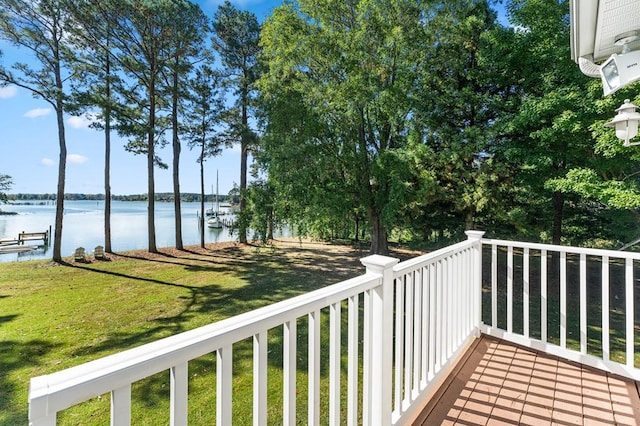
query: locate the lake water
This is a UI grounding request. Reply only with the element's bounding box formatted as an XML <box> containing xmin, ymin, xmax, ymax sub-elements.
<box><xmin>0</xmin><ymin>200</ymin><xmax>257</xmax><ymax>263</ymax></box>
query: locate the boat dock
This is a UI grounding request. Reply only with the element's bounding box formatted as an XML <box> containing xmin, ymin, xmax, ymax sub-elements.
<box><xmin>0</xmin><ymin>228</ymin><xmax>50</xmax><ymax>254</ymax></box>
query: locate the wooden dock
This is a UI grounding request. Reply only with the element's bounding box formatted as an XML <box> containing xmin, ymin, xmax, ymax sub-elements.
<box><xmin>17</xmin><ymin>230</ymin><xmax>50</xmax><ymax>245</ymax></box>
<box><xmin>0</xmin><ymin>228</ymin><xmax>50</xmax><ymax>248</ymax></box>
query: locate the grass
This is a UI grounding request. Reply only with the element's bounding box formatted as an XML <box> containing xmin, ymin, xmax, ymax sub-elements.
<box><xmin>0</xmin><ymin>239</ymin><xmax>419</xmax><ymax>425</ymax></box>
<box><xmin>5</xmin><ymin>239</ymin><xmax>638</xmax><ymax>425</ymax></box>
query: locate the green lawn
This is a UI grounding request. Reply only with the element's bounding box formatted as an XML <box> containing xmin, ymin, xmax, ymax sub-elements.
<box><xmin>1</xmin><ymin>240</ymin><xmax>385</xmax><ymax>425</ymax></box>
<box><xmin>6</xmin><ymin>240</ymin><xmax>636</xmax><ymax>425</ymax></box>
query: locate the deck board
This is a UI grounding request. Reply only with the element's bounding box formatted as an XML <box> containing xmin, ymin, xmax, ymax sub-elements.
<box><xmin>412</xmin><ymin>335</ymin><xmax>640</xmax><ymax>425</ymax></box>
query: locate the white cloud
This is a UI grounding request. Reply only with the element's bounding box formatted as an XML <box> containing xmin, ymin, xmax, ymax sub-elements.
<box><xmin>67</xmin><ymin>154</ymin><xmax>88</xmax><ymax>164</ymax></box>
<box><xmin>41</xmin><ymin>158</ymin><xmax>55</xmax><ymax>166</ymax></box>
<box><xmin>68</xmin><ymin>113</ymin><xmax>100</xmax><ymax>129</ymax></box>
<box><xmin>0</xmin><ymin>86</ymin><xmax>17</xmax><ymax>99</ymax></box>
<box><xmin>24</xmin><ymin>107</ymin><xmax>52</xmax><ymax>118</ymax></box>
<box><xmin>68</xmin><ymin>115</ymin><xmax>89</xmax><ymax>129</ymax></box>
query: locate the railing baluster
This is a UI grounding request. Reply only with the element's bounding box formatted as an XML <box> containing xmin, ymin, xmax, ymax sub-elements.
<box><xmin>217</xmin><ymin>345</ymin><xmax>233</xmax><ymax>426</ymax></box>
<box><xmin>435</xmin><ymin>260</ymin><xmax>442</xmax><ymax>371</ymax></box>
<box><xmin>560</xmin><ymin>251</ymin><xmax>567</xmax><ymax>349</ymax></box>
<box><xmin>413</xmin><ymin>269</ymin><xmax>422</xmax><ymax>393</ymax></box>
<box><xmin>329</xmin><ymin>303</ymin><xmax>341</xmax><ymax>426</ymax></box>
<box><xmin>541</xmin><ymin>249</ymin><xmax>548</xmax><ymax>343</ymax></box>
<box><xmin>602</xmin><ymin>256</ymin><xmax>610</xmax><ymax>362</ymax></box>
<box><xmin>254</xmin><ymin>331</ymin><xmax>268</xmax><ymax>426</ymax></box>
<box><xmin>394</xmin><ymin>277</ymin><xmax>403</xmax><ymax>412</ymax></box>
<box><xmin>347</xmin><ymin>295</ymin><xmax>359</xmax><ymax>426</ymax></box>
<box><xmin>507</xmin><ymin>246</ymin><xmax>513</xmax><ymax>334</ymax></box>
<box><xmin>580</xmin><ymin>253</ymin><xmax>587</xmax><ymax>354</ymax></box>
<box><xmin>283</xmin><ymin>320</ymin><xmax>297</xmax><ymax>426</ymax></box>
<box><xmin>404</xmin><ymin>275</ymin><xmax>413</xmax><ymax>404</ymax></box>
<box><xmin>446</xmin><ymin>257</ymin><xmax>453</xmax><ymax>358</ymax></box>
<box><xmin>363</xmin><ymin>289</ymin><xmax>371</xmax><ymax>426</ymax></box>
<box><xmin>626</xmin><ymin>258</ymin><xmax>634</xmax><ymax>368</ymax></box>
<box><xmin>170</xmin><ymin>363</ymin><xmax>188</xmax><ymax>426</ymax></box>
<box><xmin>491</xmin><ymin>244</ymin><xmax>498</xmax><ymax>329</ymax></box>
<box><xmin>523</xmin><ymin>248</ymin><xmax>530</xmax><ymax>339</ymax></box>
<box><xmin>428</xmin><ymin>264</ymin><xmax>436</xmax><ymax>380</ymax></box>
<box><xmin>308</xmin><ymin>310</ymin><xmax>321</xmax><ymax>426</ymax></box>
<box><xmin>420</xmin><ymin>266</ymin><xmax>429</xmax><ymax>387</ymax></box>
<box><xmin>111</xmin><ymin>384</ymin><xmax>131</xmax><ymax>426</ymax></box>
<box><xmin>452</xmin><ymin>253</ymin><xmax>460</xmax><ymax>348</ymax></box>
<box><xmin>442</xmin><ymin>258</ymin><xmax>449</xmax><ymax>362</ymax></box>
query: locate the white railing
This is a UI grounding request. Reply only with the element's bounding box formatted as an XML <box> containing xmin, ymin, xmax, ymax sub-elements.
<box><xmin>389</xmin><ymin>230</ymin><xmax>484</xmax><ymax>424</ymax></box>
<box><xmin>28</xmin><ymin>232</ymin><xmax>485</xmax><ymax>426</ymax></box>
<box><xmin>481</xmin><ymin>237</ymin><xmax>640</xmax><ymax>381</ymax></box>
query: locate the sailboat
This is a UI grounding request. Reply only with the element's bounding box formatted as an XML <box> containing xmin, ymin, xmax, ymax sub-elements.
<box><xmin>207</xmin><ymin>171</ymin><xmax>223</xmax><ymax>229</ymax></box>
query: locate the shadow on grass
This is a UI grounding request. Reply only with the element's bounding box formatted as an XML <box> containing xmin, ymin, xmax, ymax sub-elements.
<box><xmin>63</xmin><ymin>243</ymin><xmax>382</xmax><ymax>360</ymax></box>
<box><xmin>11</xmin><ymin>242</ymin><xmax>418</xmax><ymax>423</ymax></box>
<box><xmin>0</xmin><ymin>339</ymin><xmax>60</xmax><ymax>425</ymax></box>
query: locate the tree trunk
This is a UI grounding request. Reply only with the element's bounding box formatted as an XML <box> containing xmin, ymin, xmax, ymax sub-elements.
<box><xmin>53</xmin><ymin>106</ymin><xmax>66</xmax><ymax>263</ymax></box>
<box><xmin>172</xmin><ymin>66</ymin><xmax>183</xmax><ymax>250</ymax></box>
<box><xmin>148</xmin><ymin>84</ymin><xmax>157</xmax><ymax>253</ymax></box>
<box><xmin>552</xmin><ymin>190</ymin><xmax>563</xmax><ymax>245</ymax></box>
<box><xmin>199</xmin><ymin>138</ymin><xmax>205</xmax><ymax>248</ymax></box>
<box><xmin>465</xmin><ymin>209</ymin><xmax>475</xmax><ymax>230</ymax></box>
<box><xmin>104</xmin><ymin>107</ymin><xmax>112</xmax><ymax>253</ymax></box>
<box><xmin>368</xmin><ymin>208</ymin><xmax>389</xmax><ymax>255</ymax></box>
<box><xmin>239</xmin><ymin>96</ymin><xmax>248</xmax><ymax>244</ymax></box>
<box><xmin>52</xmin><ymin>51</ymin><xmax>66</xmax><ymax>263</ymax></box>
<box><xmin>104</xmin><ymin>41</ymin><xmax>112</xmax><ymax>253</ymax></box>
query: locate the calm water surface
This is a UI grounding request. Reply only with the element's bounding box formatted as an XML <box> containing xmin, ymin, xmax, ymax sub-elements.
<box><xmin>0</xmin><ymin>200</ymin><xmax>245</xmax><ymax>262</ymax></box>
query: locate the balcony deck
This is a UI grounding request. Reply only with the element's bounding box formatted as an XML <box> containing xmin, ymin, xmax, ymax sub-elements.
<box><xmin>412</xmin><ymin>335</ymin><xmax>640</xmax><ymax>425</ymax></box>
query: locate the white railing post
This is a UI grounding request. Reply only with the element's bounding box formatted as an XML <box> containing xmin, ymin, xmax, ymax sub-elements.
<box><xmin>465</xmin><ymin>231</ymin><xmax>485</xmax><ymax>337</ymax></box>
<box><xmin>360</xmin><ymin>254</ymin><xmax>399</xmax><ymax>426</ymax></box>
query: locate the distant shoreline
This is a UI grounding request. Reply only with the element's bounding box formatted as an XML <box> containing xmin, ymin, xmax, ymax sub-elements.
<box><xmin>5</xmin><ymin>192</ymin><xmax>238</xmax><ymax>204</ymax></box>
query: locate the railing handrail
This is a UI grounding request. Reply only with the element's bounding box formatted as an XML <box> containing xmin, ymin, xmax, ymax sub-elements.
<box><xmin>393</xmin><ymin>239</ymin><xmax>476</xmax><ymax>277</ymax></box>
<box><xmin>481</xmin><ymin>236</ymin><xmax>640</xmax><ymax>382</ymax></box>
<box><xmin>29</xmin><ymin>272</ymin><xmax>381</xmax><ymax>418</ymax></box>
<box><xmin>482</xmin><ymin>237</ymin><xmax>640</xmax><ymax>260</ymax></box>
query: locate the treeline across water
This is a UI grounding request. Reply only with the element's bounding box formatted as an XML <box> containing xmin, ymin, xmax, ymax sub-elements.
<box><xmin>7</xmin><ymin>193</ymin><xmax>238</xmax><ymax>203</ymax></box>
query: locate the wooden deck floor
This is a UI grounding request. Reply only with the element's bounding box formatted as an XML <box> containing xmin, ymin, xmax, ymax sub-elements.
<box><xmin>412</xmin><ymin>335</ymin><xmax>640</xmax><ymax>425</ymax></box>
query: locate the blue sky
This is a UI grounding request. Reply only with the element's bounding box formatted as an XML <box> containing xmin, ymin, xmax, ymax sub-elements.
<box><xmin>0</xmin><ymin>0</ymin><xmax>507</xmax><ymax>196</ymax></box>
<box><xmin>0</xmin><ymin>0</ymin><xmax>280</xmax><ymax>196</ymax></box>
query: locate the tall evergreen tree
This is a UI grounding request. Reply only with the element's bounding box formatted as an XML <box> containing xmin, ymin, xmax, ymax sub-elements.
<box><xmin>86</xmin><ymin>0</ymin><xmax>176</xmax><ymax>253</ymax></box>
<box><xmin>491</xmin><ymin>0</ymin><xmax>598</xmax><ymax>244</ymax></box>
<box><xmin>212</xmin><ymin>1</ymin><xmax>261</xmax><ymax>244</ymax></box>
<box><xmin>65</xmin><ymin>0</ymin><xmax>123</xmax><ymax>253</ymax></box>
<box><xmin>184</xmin><ymin>65</ymin><xmax>225</xmax><ymax>248</ymax></box>
<box><xmin>0</xmin><ymin>0</ymin><xmax>73</xmax><ymax>262</ymax></box>
<box><xmin>162</xmin><ymin>0</ymin><xmax>209</xmax><ymax>251</ymax></box>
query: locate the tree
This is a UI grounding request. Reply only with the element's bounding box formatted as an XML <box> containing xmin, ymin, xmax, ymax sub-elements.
<box><xmin>259</xmin><ymin>0</ymin><xmax>436</xmax><ymax>254</ymax></box>
<box><xmin>0</xmin><ymin>0</ymin><xmax>73</xmax><ymax>262</ymax></box>
<box><xmin>163</xmin><ymin>0</ymin><xmax>209</xmax><ymax>251</ymax></box>
<box><xmin>184</xmin><ymin>65</ymin><xmax>225</xmax><ymax>248</ymax></box>
<box><xmin>212</xmin><ymin>1</ymin><xmax>261</xmax><ymax>244</ymax></box>
<box><xmin>65</xmin><ymin>0</ymin><xmax>123</xmax><ymax>253</ymax></box>
<box><xmin>416</xmin><ymin>1</ymin><xmax>504</xmax><ymax>232</ymax></box>
<box><xmin>0</xmin><ymin>174</ymin><xmax>12</xmax><ymax>204</ymax></box>
<box><xmin>86</xmin><ymin>0</ymin><xmax>177</xmax><ymax>253</ymax></box>
<box><xmin>491</xmin><ymin>0</ymin><xmax>599</xmax><ymax>245</ymax></box>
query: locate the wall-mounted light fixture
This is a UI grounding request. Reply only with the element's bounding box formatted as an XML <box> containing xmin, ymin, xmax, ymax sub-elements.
<box><xmin>599</xmin><ymin>31</ymin><xmax>640</xmax><ymax>96</ymax></box>
<box><xmin>605</xmin><ymin>99</ymin><xmax>640</xmax><ymax>146</ymax></box>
